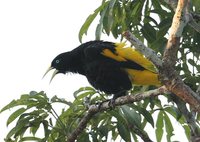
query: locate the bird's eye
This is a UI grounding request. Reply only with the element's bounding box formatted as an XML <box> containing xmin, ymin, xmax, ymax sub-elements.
<box><xmin>55</xmin><ymin>59</ymin><xmax>60</xmax><ymax>64</ymax></box>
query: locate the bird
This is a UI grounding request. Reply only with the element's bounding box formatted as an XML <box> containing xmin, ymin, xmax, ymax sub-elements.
<box><xmin>43</xmin><ymin>40</ymin><xmax>160</xmax><ymax>104</ymax></box>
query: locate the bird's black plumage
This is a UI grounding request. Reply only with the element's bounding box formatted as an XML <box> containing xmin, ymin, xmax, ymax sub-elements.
<box><xmin>46</xmin><ymin>40</ymin><xmax>160</xmax><ymax>99</ymax></box>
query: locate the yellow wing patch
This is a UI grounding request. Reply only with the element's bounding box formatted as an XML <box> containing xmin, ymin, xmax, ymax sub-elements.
<box><xmin>115</xmin><ymin>43</ymin><xmax>157</xmax><ymax>73</ymax></box>
<box><xmin>101</xmin><ymin>48</ymin><xmax>127</xmax><ymax>62</ymax></box>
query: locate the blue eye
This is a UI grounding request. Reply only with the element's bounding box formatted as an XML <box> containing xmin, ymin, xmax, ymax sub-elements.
<box><xmin>56</xmin><ymin>60</ymin><xmax>60</xmax><ymax>64</ymax></box>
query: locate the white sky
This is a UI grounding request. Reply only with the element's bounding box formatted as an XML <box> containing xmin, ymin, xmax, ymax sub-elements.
<box><xmin>0</xmin><ymin>1</ymin><xmax>187</xmax><ymax>142</ymax></box>
<box><xmin>0</xmin><ymin>0</ymin><xmax>102</xmax><ymax>140</ymax></box>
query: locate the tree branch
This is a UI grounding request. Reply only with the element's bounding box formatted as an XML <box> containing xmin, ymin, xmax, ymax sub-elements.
<box><xmin>161</xmin><ymin>0</ymin><xmax>200</xmax><ymax>112</ymax></box>
<box><xmin>66</xmin><ymin>86</ymin><xmax>168</xmax><ymax>142</ymax></box>
<box><xmin>123</xmin><ymin>0</ymin><xmax>200</xmax><ymax>112</ymax></box>
<box><xmin>123</xmin><ymin>31</ymin><xmax>200</xmax><ymax>112</ymax></box>
<box><xmin>164</xmin><ymin>0</ymin><xmax>200</xmax><ymax>33</ymax></box>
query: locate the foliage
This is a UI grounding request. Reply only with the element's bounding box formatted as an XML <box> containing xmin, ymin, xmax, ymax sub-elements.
<box><xmin>79</xmin><ymin>0</ymin><xmax>200</xmax><ymax>92</ymax></box>
<box><xmin>1</xmin><ymin>0</ymin><xmax>200</xmax><ymax>141</ymax></box>
<box><xmin>1</xmin><ymin>89</ymin><xmax>198</xmax><ymax>142</ymax></box>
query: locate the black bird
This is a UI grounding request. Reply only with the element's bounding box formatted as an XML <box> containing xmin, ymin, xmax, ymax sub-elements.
<box><xmin>44</xmin><ymin>40</ymin><xmax>160</xmax><ymax>101</ymax></box>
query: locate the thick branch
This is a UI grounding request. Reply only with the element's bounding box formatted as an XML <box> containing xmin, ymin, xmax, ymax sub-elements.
<box><xmin>163</xmin><ymin>0</ymin><xmax>190</xmax><ymax>65</ymax></box>
<box><xmin>164</xmin><ymin>0</ymin><xmax>200</xmax><ymax>33</ymax></box>
<box><xmin>123</xmin><ymin>32</ymin><xmax>200</xmax><ymax>112</ymax></box>
<box><xmin>161</xmin><ymin>0</ymin><xmax>200</xmax><ymax>112</ymax></box>
<box><xmin>124</xmin><ymin>0</ymin><xmax>200</xmax><ymax>112</ymax></box>
<box><xmin>66</xmin><ymin>86</ymin><xmax>168</xmax><ymax>142</ymax></box>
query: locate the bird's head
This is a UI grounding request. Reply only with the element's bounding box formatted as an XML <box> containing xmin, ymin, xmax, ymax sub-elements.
<box><xmin>43</xmin><ymin>52</ymin><xmax>70</xmax><ymax>82</ymax></box>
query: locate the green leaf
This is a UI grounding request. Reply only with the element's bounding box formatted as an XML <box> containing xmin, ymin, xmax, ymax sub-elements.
<box><xmin>193</xmin><ymin>1</ymin><xmax>200</xmax><ymax>11</ymax></box>
<box><xmin>90</xmin><ymin>131</ymin><xmax>98</xmax><ymax>142</ymax></box>
<box><xmin>95</xmin><ymin>2</ymin><xmax>109</xmax><ymax>40</ymax></box>
<box><xmin>29</xmin><ymin>91</ymin><xmax>38</xmax><ymax>96</ymax></box>
<box><xmin>131</xmin><ymin>105</ymin><xmax>154</xmax><ymax>127</ymax></box>
<box><xmin>150</xmin><ymin>36</ymin><xmax>167</xmax><ymax>52</ymax></box>
<box><xmin>157</xmin><ymin>18</ymin><xmax>171</xmax><ymax>38</ymax></box>
<box><xmin>103</xmin><ymin>0</ymin><xmax>116</xmax><ymax>35</ymax></box>
<box><xmin>30</xmin><ymin>121</ymin><xmax>41</xmax><ymax>136</ymax></box>
<box><xmin>7</xmin><ymin>107</ymin><xmax>27</xmax><ymax>126</ymax></box>
<box><xmin>145</xmin><ymin>16</ymin><xmax>158</xmax><ymax>26</ymax></box>
<box><xmin>43</xmin><ymin>120</ymin><xmax>51</xmax><ymax>139</ymax></box>
<box><xmin>19</xmin><ymin>137</ymin><xmax>42</xmax><ymax>142</ymax></box>
<box><xmin>141</xmin><ymin>23</ymin><xmax>156</xmax><ymax>43</ymax></box>
<box><xmin>144</xmin><ymin>0</ymin><xmax>150</xmax><ymax>17</ymax></box>
<box><xmin>98</xmin><ymin>125</ymin><xmax>109</xmax><ymax>138</ymax></box>
<box><xmin>77</xmin><ymin>132</ymin><xmax>90</xmax><ymax>142</ymax></box>
<box><xmin>117</xmin><ymin>121</ymin><xmax>131</xmax><ymax>142</ymax></box>
<box><xmin>131</xmin><ymin>132</ymin><xmax>139</xmax><ymax>142</ymax></box>
<box><xmin>188</xmin><ymin>59</ymin><xmax>196</xmax><ymax>66</ymax></box>
<box><xmin>95</xmin><ymin>24</ymin><xmax>103</xmax><ymax>40</ymax></box>
<box><xmin>51</xmin><ymin>95</ymin><xmax>72</xmax><ymax>106</ymax></box>
<box><xmin>1</xmin><ymin>92</ymin><xmax>44</xmax><ymax>113</ymax></box>
<box><xmin>164</xmin><ymin>106</ymin><xmax>182</xmax><ymax>121</ymax></box>
<box><xmin>109</xmin><ymin>110</ymin><xmax>131</xmax><ymax>142</ymax></box>
<box><xmin>79</xmin><ymin>1</ymin><xmax>108</xmax><ymax>42</ymax></box>
<box><xmin>183</xmin><ymin>125</ymin><xmax>191</xmax><ymax>140</ymax></box>
<box><xmin>121</xmin><ymin>105</ymin><xmax>141</xmax><ymax>128</ymax></box>
<box><xmin>164</xmin><ymin>112</ymin><xmax>174</xmax><ymax>142</ymax></box>
<box><xmin>73</xmin><ymin>87</ymin><xmax>95</xmax><ymax>98</ymax></box>
<box><xmin>156</xmin><ymin>111</ymin><xmax>164</xmax><ymax>142</ymax></box>
<box><xmin>0</xmin><ymin>100</ymin><xmax>19</xmax><ymax>113</ymax></box>
<box><xmin>75</xmin><ymin>92</ymin><xmax>94</xmax><ymax>102</ymax></box>
<box><xmin>130</xmin><ymin>1</ymin><xmax>143</xmax><ymax>22</ymax></box>
<box><xmin>6</xmin><ymin>117</ymin><xmax>29</xmax><ymax>139</ymax></box>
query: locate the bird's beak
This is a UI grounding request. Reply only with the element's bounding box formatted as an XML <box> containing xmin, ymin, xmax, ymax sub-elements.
<box><xmin>49</xmin><ymin>69</ymin><xmax>59</xmax><ymax>83</ymax></box>
<box><xmin>43</xmin><ymin>66</ymin><xmax>59</xmax><ymax>83</ymax></box>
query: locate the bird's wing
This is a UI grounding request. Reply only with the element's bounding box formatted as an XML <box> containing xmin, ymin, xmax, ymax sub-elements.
<box><xmin>84</xmin><ymin>41</ymin><xmax>160</xmax><ymax>86</ymax></box>
<box><xmin>101</xmin><ymin>42</ymin><xmax>158</xmax><ymax>73</ymax></box>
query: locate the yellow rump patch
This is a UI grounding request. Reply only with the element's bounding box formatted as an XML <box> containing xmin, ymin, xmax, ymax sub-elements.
<box><xmin>125</xmin><ymin>69</ymin><xmax>161</xmax><ymax>86</ymax></box>
<box><xmin>101</xmin><ymin>49</ymin><xmax>126</xmax><ymax>62</ymax></box>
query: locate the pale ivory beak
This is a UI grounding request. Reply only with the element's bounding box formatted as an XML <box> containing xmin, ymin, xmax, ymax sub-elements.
<box><xmin>43</xmin><ymin>66</ymin><xmax>59</xmax><ymax>83</ymax></box>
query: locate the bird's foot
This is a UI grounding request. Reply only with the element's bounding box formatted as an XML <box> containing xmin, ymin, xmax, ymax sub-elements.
<box><xmin>108</xmin><ymin>98</ymin><xmax>116</xmax><ymax>109</ymax></box>
<box><xmin>96</xmin><ymin>98</ymin><xmax>116</xmax><ymax>110</ymax></box>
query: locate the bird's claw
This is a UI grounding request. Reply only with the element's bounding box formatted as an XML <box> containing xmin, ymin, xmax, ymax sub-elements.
<box><xmin>96</xmin><ymin>98</ymin><xmax>116</xmax><ymax>110</ymax></box>
<box><xmin>108</xmin><ymin>98</ymin><xmax>116</xmax><ymax>109</ymax></box>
